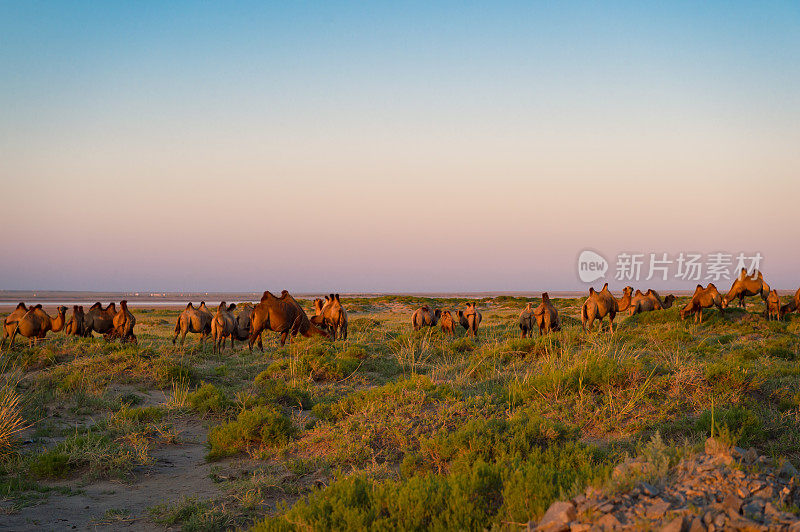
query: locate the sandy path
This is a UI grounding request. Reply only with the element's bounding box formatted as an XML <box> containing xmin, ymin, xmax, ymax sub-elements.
<box><xmin>1</xmin><ymin>423</ymin><xmax>229</xmax><ymax>531</ymax></box>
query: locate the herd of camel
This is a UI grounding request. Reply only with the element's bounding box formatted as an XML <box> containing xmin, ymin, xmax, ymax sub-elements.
<box><xmin>1</xmin><ymin>270</ymin><xmax>799</xmax><ymax>351</ymax></box>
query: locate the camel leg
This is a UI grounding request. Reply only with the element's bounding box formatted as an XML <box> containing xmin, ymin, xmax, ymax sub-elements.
<box><xmin>280</xmin><ymin>331</ymin><xmax>289</xmax><ymax>346</ymax></box>
<box><xmin>608</xmin><ymin>314</ymin><xmax>614</xmax><ymax>334</ymax></box>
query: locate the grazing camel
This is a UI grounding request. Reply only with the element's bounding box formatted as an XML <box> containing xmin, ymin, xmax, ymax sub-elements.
<box><xmin>581</xmin><ymin>284</ymin><xmax>633</xmax><ymax>333</ymax></box>
<box><xmin>766</xmin><ymin>290</ymin><xmax>781</xmax><ymax>321</ymax></box>
<box><xmin>722</xmin><ymin>269</ymin><xmax>770</xmax><ymax>312</ymax></box>
<box><xmin>780</xmin><ymin>288</ymin><xmax>800</xmax><ymax>318</ymax></box>
<box><xmin>211</xmin><ymin>302</ymin><xmax>237</xmax><ymax>354</ymax></box>
<box><xmin>534</xmin><ymin>292</ymin><xmax>560</xmax><ymax>334</ymax></box>
<box><xmin>9</xmin><ymin>306</ymin><xmax>67</xmax><ymax>347</ymax></box>
<box><xmin>439</xmin><ymin>310</ymin><xmax>456</xmax><ymax>336</ymax></box>
<box><xmin>110</xmin><ymin>301</ymin><xmax>136</xmax><ymax>343</ymax></box>
<box><xmin>311</xmin><ymin>294</ymin><xmax>348</xmax><ymax>340</ymax></box>
<box><xmin>2</xmin><ymin>303</ymin><xmax>29</xmax><ymax>349</ymax></box>
<box><xmin>248</xmin><ymin>290</ymin><xmax>329</xmax><ymax>351</ymax></box>
<box><xmin>83</xmin><ymin>302</ymin><xmax>117</xmax><ymax>337</ymax></box>
<box><xmin>172</xmin><ymin>302</ymin><xmax>213</xmax><ymax>347</ymax></box>
<box><xmin>65</xmin><ymin>305</ymin><xmax>85</xmax><ymax>336</ymax></box>
<box><xmin>630</xmin><ymin>289</ymin><xmax>676</xmax><ymax>316</ymax></box>
<box><xmin>458</xmin><ymin>302</ymin><xmax>482</xmax><ymax>338</ymax></box>
<box><xmin>680</xmin><ymin>284</ymin><xmax>724</xmax><ymax>323</ymax></box>
<box><xmin>412</xmin><ymin>306</ymin><xmax>441</xmax><ymax>330</ymax></box>
<box><xmin>519</xmin><ymin>303</ymin><xmax>535</xmax><ymax>338</ymax></box>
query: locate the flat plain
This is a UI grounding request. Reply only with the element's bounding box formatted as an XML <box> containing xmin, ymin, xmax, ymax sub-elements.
<box><xmin>1</xmin><ymin>294</ymin><xmax>799</xmax><ymax>530</ymax></box>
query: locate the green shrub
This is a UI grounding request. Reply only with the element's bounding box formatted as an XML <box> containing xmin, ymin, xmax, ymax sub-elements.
<box><xmin>207</xmin><ymin>406</ymin><xmax>296</xmax><ymax>460</ymax></box>
<box><xmin>695</xmin><ymin>405</ymin><xmax>764</xmax><ymax>445</ymax></box>
<box><xmin>187</xmin><ymin>383</ymin><xmax>227</xmax><ymax>414</ymax></box>
<box><xmin>29</xmin><ymin>450</ymin><xmax>73</xmax><ymax>479</ymax></box>
<box><xmin>253</xmin><ymin>373</ymin><xmax>312</xmax><ymax>409</ymax></box>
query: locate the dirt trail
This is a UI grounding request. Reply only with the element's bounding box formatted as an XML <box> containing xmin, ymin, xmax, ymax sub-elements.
<box><xmin>1</xmin><ymin>423</ymin><xmax>233</xmax><ymax>531</ymax></box>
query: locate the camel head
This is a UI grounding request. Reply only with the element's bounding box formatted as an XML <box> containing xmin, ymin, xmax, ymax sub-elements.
<box><xmin>313</xmin><ymin>299</ymin><xmax>324</xmax><ymax>314</ymax></box>
<box><xmin>542</xmin><ymin>292</ymin><xmax>550</xmax><ymax>302</ymax></box>
<box><xmin>227</xmin><ymin>303</ymin><xmax>236</xmax><ymax>312</ymax></box>
<box><xmin>434</xmin><ymin>309</ymin><xmax>442</xmax><ymax>320</ymax></box>
<box><xmin>57</xmin><ymin>306</ymin><xmax>68</xmax><ymax>316</ymax></box>
<box><xmin>663</xmin><ymin>295</ymin><xmax>676</xmax><ymax>309</ymax></box>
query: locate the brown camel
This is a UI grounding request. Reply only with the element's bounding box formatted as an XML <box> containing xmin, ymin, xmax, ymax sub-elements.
<box><xmin>311</xmin><ymin>294</ymin><xmax>348</xmax><ymax>340</ymax></box>
<box><xmin>232</xmin><ymin>304</ymin><xmax>255</xmax><ymax>343</ymax></box>
<box><xmin>248</xmin><ymin>290</ymin><xmax>329</xmax><ymax>351</ymax></box>
<box><xmin>412</xmin><ymin>305</ymin><xmax>441</xmax><ymax>330</ymax></box>
<box><xmin>439</xmin><ymin>310</ymin><xmax>456</xmax><ymax>336</ymax></box>
<box><xmin>9</xmin><ymin>305</ymin><xmax>67</xmax><ymax>347</ymax></box>
<box><xmin>519</xmin><ymin>303</ymin><xmax>535</xmax><ymax>338</ymax></box>
<box><xmin>172</xmin><ymin>302</ymin><xmax>213</xmax><ymax>347</ymax></box>
<box><xmin>110</xmin><ymin>301</ymin><xmax>136</xmax><ymax>343</ymax></box>
<box><xmin>780</xmin><ymin>288</ymin><xmax>800</xmax><ymax>318</ymax></box>
<box><xmin>65</xmin><ymin>305</ymin><xmax>85</xmax><ymax>336</ymax></box>
<box><xmin>581</xmin><ymin>284</ymin><xmax>633</xmax><ymax>332</ymax></box>
<box><xmin>1</xmin><ymin>303</ymin><xmax>29</xmax><ymax>349</ymax></box>
<box><xmin>211</xmin><ymin>302</ymin><xmax>237</xmax><ymax>354</ymax></box>
<box><xmin>534</xmin><ymin>292</ymin><xmax>560</xmax><ymax>334</ymax></box>
<box><xmin>766</xmin><ymin>290</ymin><xmax>781</xmax><ymax>321</ymax></box>
<box><xmin>722</xmin><ymin>269</ymin><xmax>770</xmax><ymax>312</ymax></box>
<box><xmin>458</xmin><ymin>302</ymin><xmax>482</xmax><ymax>338</ymax></box>
<box><xmin>630</xmin><ymin>289</ymin><xmax>676</xmax><ymax>316</ymax></box>
<box><xmin>83</xmin><ymin>302</ymin><xmax>117</xmax><ymax>337</ymax></box>
<box><xmin>680</xmin><ymin>284</ymin><xmax>724</xmax><ymax>323</ymax></box>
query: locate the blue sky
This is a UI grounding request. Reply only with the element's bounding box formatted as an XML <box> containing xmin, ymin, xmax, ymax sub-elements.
<box><xmin>1</xmin><ymin>2</ymin><xmax>799</xmax><ymax>292</ymax></box>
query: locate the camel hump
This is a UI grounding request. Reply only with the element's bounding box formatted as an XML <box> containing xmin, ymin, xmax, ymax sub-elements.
<box><xmin>335</xmin><ymin>294</ymin><xmax>340</xmax><ymax>301</ymax></box>
<box><xmin>329</xmin><ymin>293</ymin><xmax>335</xmax><ymax>300</ymax></box>
<box><xmin>227</xmin><ymin>303</ymin><xmax>236</xmax><ymax>311</ymax></box>
<box><xmin>260</xmin><ymin>291</ymin><xmax>272</xmax><ymax>301</ymax></box>
<box><xmin>218</xmin><ymin>301</ymin><xmax>227</xmax><ymax>311</ymax></box>
<box><xmin>602</xmin><ymin>282</ymin><xmax>609</xmax><ymax>290</ymax></box>
<box><xmin>120</xmin><ymin>300</ymin><xmax>128</xmax><ymax>307</ymax></box>
<box><xmin>107</xmin><ymin>303</ymin><xmax>116</xmax><ymax>311</ymax></box>
<box><xmin>90</xmin><ymin>302</ymin><xmax>102</xmax><ymax>310</ymax></box>
<box><xmin>34</xmin><ymin>304</ymin><xmax>43</xmax><ymax>309</ymax></box>
<box><xmin>280</xmin><ymin>290</ymin><xmax>289</xmax><ymax>298</ymax></box>
<box><xmin>186</xmin><ymin>302</ymin><xmax>194</xmax><ymax>309</ymax></box>
<box><xmin>542</xmin><ymin>292</ymin><xmax>550</xmax><ymax>301</ymax></box>
<box><xmin>15</xmin><ymin>302</ymin><xmax>26</xmax><ymax>310</ymax></box>
<box><xmin>589</xmin><ymin>287</ymin><xmax>596</xmax><ymax>295</ymax></box>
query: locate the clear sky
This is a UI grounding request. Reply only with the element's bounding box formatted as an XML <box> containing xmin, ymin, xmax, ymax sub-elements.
<box><xmin>1</xmin><ymin>1</ymin><xmax>799</xmax><ymax>292</ymax></box>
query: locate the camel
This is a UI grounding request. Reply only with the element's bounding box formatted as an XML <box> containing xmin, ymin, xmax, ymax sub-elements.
<box><xmin>172</xmin><ymin>302</ymin><xmax>213</xmax><ymax>347</ymax></box>
<box><xmin>65</xmin><ymin>305</ymin><xmax>85</xmax><ymax>336</ymax></box>
<box><xmin>211</xmin><ymin>302</ymin><xmax>237</xmax><ymax>354</ymax></box>
<box><xmin>780</xmin><ymin>288</ymin><xmax>800</xmax><ymax>318</ymax></box>
<box><xmin>630</xmin><ymin>289</ymin><xmax>676</xmax><ymax>316</ymax></box>
<box><xmin>311</xmin><ymin>294</ymin><xmax>348</xmax><ymax>340</ymax></box>
<box><xmin>248</xmin><ymin>290</ymin><xmax>329</xmax><ymax>351</ymax></box>
<box><xmin>2</xmin><ymin>303</ymin><xmax>29</xmax><ymax>349</ymax></box>
<box><xmin>439</xmin><ymin>310</ymin><xmax>456</xmax><ymax>336</ymax></box>
<box><xmin>519</xmin><ymin>303</ymin><xmax>535</xmax><ymax>338</ymax></box>
<box><xmin>232</xmin><ymin>303</ymin><xmax>254</xmax><ymax>342</ymax></box>
<box><xmin>581</xmin><ymin>284</ymin><xmax>633</xmax><ymax>333</ymax></box>
<box><xmin>83</xmin><ymin>302</ymin><xmax>117</xmax><ymax>337</ymax></box>
<box><xmin>411</xmin><ymin>305</ymin><xmax>441</xmax><ymax>330</ymax></box>
<box><xmin>9</xmin><ymin>305</ymin><xmax>67</xmax><ymax>347</ymax></box>
<box><xmin>534</xmin><ymin>292</ymin><xmax>560</xmax><ymax>334</ymax></box>
<box><xmin>458</xmin><ymin>302</ymin><xmax>482</xmax><ymax>338</ymax></box>
<box><xmin>766</xmin><ymin>290</ymin><xmax>781</xmax><ymax>321</ymax></box>
<box><xmin>110</xmin><ymin>301</ymin><xmax>136</xmax><ymax>343</ymax></box>
<box><xmin>680</xmin><ymin>284</ymin><xmax>724</xmax><ymax>323</ymax></box>
<box><xmin>722</xmin><ymin>269</ymin><xmax>770</xmax><ymax>312</ymax></box>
